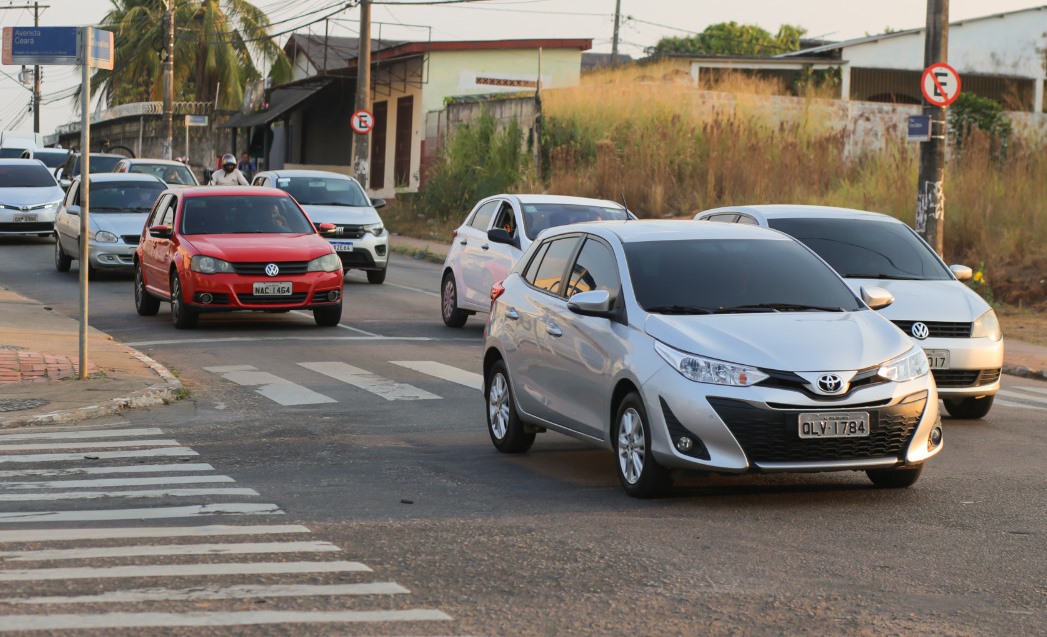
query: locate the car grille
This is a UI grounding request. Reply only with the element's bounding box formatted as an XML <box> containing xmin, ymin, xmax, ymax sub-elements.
<box><xmin>232</xmin><ymin>261</ymin><xmax>309</xmax><ymax>275</ymax></box>
<box><xmin>0</xmin><ymin>222</ymin><xmax>52</xmax><ymax>233</ymax></box>
<box><xmin>933</xmin><ymin>368</ymin><xmax>1001</xmax><ymax>388</ymax></box>
<box><xmin>893</xmin><ymin>320</ymin><xmax>972</xmax><ymax>338</ymax></box>
<box><xmin>659</xmin><ymin>397</ymin><xmax>710</xmax><ymax>460</ymax></box>
<box><xmin>236</xmin><ymin>292</ymin><xmax>309</xmax><ymax>305</ymax></box>
<box><xmin>121</xmin><ymin>234</ymin><xmax>141</xmax><ymax>245</ymax></box>
<box><xmin>333</xmin><ymin>224</ymin><xmax>367</xmax><ymax>239</ymax></box>
<box><xmin>708</xmin><ymin>392</ymin><xmax>926</xmax><ymax>463</ymax></box>
<box><xmin>756</xmin><ymin>365</ymin><xmax>888</xmax><ymax>399</ymax></box>
<box><xmin>336</xmin><ymin>251</ymin><xmax>376</xmax><ymax>268</ymax></box>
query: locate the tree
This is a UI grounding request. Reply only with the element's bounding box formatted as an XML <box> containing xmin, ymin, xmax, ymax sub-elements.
<box><xmin>650</xmin><ymin>22</ymin><xmax>806</xmax><ymax>57</ymax></box>
<box><xmin>89</xmin><ymin>0</ymin><xmax>291</xmax><ymax>109</ymax></box>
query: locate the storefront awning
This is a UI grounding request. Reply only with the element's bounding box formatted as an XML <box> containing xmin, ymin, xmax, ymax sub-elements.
<box><xmin>219</xmin><ymin>82</ymin><xmax>330</xmax><ymax>128</ymax></box>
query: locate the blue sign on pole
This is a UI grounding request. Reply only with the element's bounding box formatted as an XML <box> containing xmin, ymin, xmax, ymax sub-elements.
<box><xmin>907</xmin><ymin>115</ymin><xmax>931</xmax><ymax>143</ymax></box>
<box><xmin>89</xmin><ymin>28</ymin><xmax>114</xmax><ymax>70</ymax></box>
<box><xmin>1</xmin><ymin>26</ymin><xmax>79</xmax><ymax>65</ymax></box>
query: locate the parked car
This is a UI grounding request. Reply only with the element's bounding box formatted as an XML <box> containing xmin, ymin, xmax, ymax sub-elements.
<box><xmin>113</xmin><ymin>158</ymin><xmax>199</xmax><ymax>186</ymax></box>
<box><xmin>134</xmin><ymin>186</ymin><xmax>344</xmax><ymax>329</ymax></box>
<box><xmin>695</xmin><ymin>205</ymin><xmax>1003</xmax><ymax>419</ymax></box>
<box><xmin>0</xmin><ymin>131</ymin><xmax>44</xmax><ymax>158</ymax></box>
<box><xmin>442</xmin><ymin>194</ymin><xmax>631</xmax><ymax>327</ymax></box>
<box><xmin>20</xmin><ymin>147</ymin><xmax>70</xmax><ymax>169</ymax></box>
<box><xmin>55</xmin><ymin>153</ymin><xmax>125</xmax><ymax>190</ymax></box>
<box><xmin>0</xmin><ymin>159</ymin><xmax>65</xmax><ymax>237</ymax></box>
<box><xmin>483</xmin><ymin>220</ymin><xmax>943</xmax><ymax>497</ymax></box>
<box><xmin>252</xmin><ymin>170</ymin><xmax>388</xmax><ymax>284</ymax></box>
<box><xmin>54</xmin><ymin>173</ymin><xmax>167</xmax><ymax>273</ymax></box>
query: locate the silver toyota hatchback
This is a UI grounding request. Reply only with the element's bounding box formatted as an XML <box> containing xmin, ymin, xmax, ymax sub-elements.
<box><xmin>483</xmin><ymin>221</ymin><xmax>942</xmax><ymax>497</ymax></box>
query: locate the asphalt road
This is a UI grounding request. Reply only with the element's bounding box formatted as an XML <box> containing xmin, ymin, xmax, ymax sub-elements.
<box><xmin>0</xmin><ymin>235</ymin><xmax>1044</xmax><ymax>636</ymax></box>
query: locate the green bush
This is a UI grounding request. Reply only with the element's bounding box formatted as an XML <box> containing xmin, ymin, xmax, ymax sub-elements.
<box><xmin>948</xmin><ymin>92</ymin><xmax>1012</xmax><ymax>162</ymax></box>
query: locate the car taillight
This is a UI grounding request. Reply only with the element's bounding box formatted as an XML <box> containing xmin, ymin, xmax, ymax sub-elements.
<box><xmin>490</xmin><ymin>281</ymin><xmax>505</xmax><ymax>306</ymax></box>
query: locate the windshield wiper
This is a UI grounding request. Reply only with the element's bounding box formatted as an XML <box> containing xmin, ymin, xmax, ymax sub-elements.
<box><xmin>646</xmin><ymin>305</ymin><xmax>714</xmax><ymax>315</ymax></box>
<box><xmin>715</xmin><ymin>303</ymin><xmax>845</xmax><ymax>313</ymax></box>
<box><xmin>89</xmin><ymin>206</ymin><xmax>126</xmax><ymax>212</ymax></box>
<box><xmin>843</xmin><ymin>273</ymin><xmax>921</xmax><ymax>280</ymax></box>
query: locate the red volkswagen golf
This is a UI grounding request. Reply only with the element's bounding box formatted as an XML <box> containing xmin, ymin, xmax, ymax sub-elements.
<box><xmin>134</xmin><ymin>187</ymin><xmax>344</xmax><ymax>329</ymax></box>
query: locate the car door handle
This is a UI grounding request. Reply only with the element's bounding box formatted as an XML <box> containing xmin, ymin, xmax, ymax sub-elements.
<box><xmin>546</xmin><ymin>323</ymin><xmax>563</xmax><ymax>337</ymax></box>
<box><xmin>481</xmin><ymin>243</ymin><xmax>490</xmax><ymax>250</ymax></box>
<box><xmin>505</xmin><ymin>307</ymin><xmax>519</xmax><ymax>320</ymax></box>
<box><xmin>459</xmin><ymin>239</ymin><xmax>468</xmax><ymax>245</ymax></box>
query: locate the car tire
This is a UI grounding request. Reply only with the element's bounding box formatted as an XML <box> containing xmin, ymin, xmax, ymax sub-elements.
<box><xmin>943</xmin><ymin>395</ymin><xmax>994</xmax><ymax>420</ymax></box>
<box><xmin>485</xmin><ymin>360</ymin><xmax>535</xmax><ymax>453</ymax></box>
<box><xmin>54</xmin><ymin>235</ymin><xmax>71</xmax><ymax>272</ymax></box>
<box><xmin>866</xmin><ymin>464</ymin><xmax>923</xmax><ymax>488</ymax></box>
<box><xmin>614</xmin><ymin>392</ymin><xmax>671</xmax><ymax>498</ymax></box>
<box><xmin>367</xmin><ymin>267</ymin><xmax>387</xmax><ymax>285</ymax></box>
<box><xmin>169</xmin><ymin>272</ymin><xmax>199</xmax><ymax>329</ymax></box>
<box><xmin>313</xmin><ymin>303</ymin><xmax>343</xmax><ymax>327</ymax></box>
<box><xmin>134</xmin><ymin>264</ymin><xmax>161</xmax><ymax>316</ymax></box>
<box><xmin>441</xmin><ymin>272</ymin><xmax>468</xmax><ymax>328</ymax></box>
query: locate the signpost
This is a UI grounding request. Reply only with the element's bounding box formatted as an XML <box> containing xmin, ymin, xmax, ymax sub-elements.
<box><xmin>351</xmin><ymin>109</ymin><xmax>374</xmax><ymax>135</ymax></box>
<box><xmin>2</xmin><ymin>25</ymin><xmax>113</xmax><ymax>379</ymax></box>
<box><xmin>183</xmin><ymin>114</ymin><xmax>208</xmax><ymax>166</ymax></box>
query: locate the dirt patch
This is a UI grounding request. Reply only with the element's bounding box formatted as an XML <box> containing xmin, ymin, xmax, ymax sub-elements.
<box><xmin>999</xmin><ymin>307</ymin><xmax>1047</xmax><ymax>347</ymax></box>
<box><xmin>985</xmin><ymin>259</ymin><xmax>1047</xmax><ymax>309</ymax></box>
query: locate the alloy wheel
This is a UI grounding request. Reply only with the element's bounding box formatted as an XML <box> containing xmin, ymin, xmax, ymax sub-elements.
<box><xmin>488</xmin><ymin>372</ymin><xmax>510</xmax><ymax>440</ymax></box>
<box><xmin>617</xmin><ymin>407</ymin><xmax>646</xmax><ymax>485</ymax></box>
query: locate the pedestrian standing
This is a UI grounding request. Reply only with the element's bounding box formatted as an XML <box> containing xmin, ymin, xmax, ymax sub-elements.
<box><xmin>237</xmin><ymin>152</ymin><xmax>257</xmax><ymax>182</ymax></box>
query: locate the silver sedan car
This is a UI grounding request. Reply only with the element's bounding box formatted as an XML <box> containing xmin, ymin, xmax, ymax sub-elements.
<box><xmin>483</xmin><ymin>221</ymin><xmax>942</xmax><ymax>497</ymax></box>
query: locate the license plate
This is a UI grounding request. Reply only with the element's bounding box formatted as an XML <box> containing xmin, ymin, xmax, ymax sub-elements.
<box><xmin>798</xmin><ymin>412</ymin><xmax>870</xmax><ymax>439</ymax></box>
<box><xmin>924</xmin><ymin>349</ymin><xmax>949</xmax><ymax>369</ymax></box>
<box><xmin>13</xmin><ymin>214</ymin><xmax>37</xmax><ymax>223</ymax></box>
<box><xmin>253</xmin><ymin>281</ymin><xmax>292</xmax><ymax>296</ymax></box>
<box><xmin>330</xmin><ymin>241</ymin><xmax>353</xmax><ymax>252</ymax></box>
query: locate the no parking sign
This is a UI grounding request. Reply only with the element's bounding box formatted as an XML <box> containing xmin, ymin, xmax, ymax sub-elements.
<box><xmin>351</xmin><ymin>109</ymin><xmax>374</xmax><ymax>134</ymax></box>
<box><xmin>921</xmin><ymin>63</ymin><xmax>961</xmax><ymax>107</ymax></box>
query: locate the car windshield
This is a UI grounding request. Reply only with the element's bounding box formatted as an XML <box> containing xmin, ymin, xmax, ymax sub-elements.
<box><xmin>274</xmin><ymin>176</ymin><xmax>369</xmax><ymax>207</ymax></box>
<box><xmin>86</xmin><ymin>181</ymin><xmax>166</xmax><ymax>213</ymax></box>
<box><xmin>768</xmin><ymin>217</ymin><xmax>952</xmax><ymax>281</ymax></box>
<box><xmin>71</xmin><ymin>155</ymin><xmax>123</xmax><ymax>176</ymax></box>
<box><xmin>522</xmin><ymin>203</ymin><xmax>630</xmax><ymax>239</ymax></box>
<box><xmin>624</xmin><ymin>238</ymin><xmax>863</xmax><ymax>314</ymax></box>
<box><xmin>181</xmin><ymin>195</ymin><xmax>316</xmax><ymax>235</ymax></box>
<box><xmin>128</xmin><ymin>163</ymin><xmax>197</xmax><ymax>185</ymax></box>
<box><xmin>30</xmin><ymin>151</ymin><xmax>68</xmax><ymax>168</ymax></box>
<box><xmin>0</xmin><ymin>164</ymin><xmax>57</xmax><ymax>188</ymax></box>
<box><xmin>0</xmin><ymin>149</ymin><xmax>25</xmax><ymax>159</ymax></box>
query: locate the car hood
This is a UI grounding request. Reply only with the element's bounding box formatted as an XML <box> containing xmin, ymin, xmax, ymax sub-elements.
<box><xmin>182</xmin><ymin>234</ymin><xmax>334</xmax><ymax>262</ymax></box>
<box><xmin>844</xmin><ymin>278</ymin><xmax>989</xmax><ymax>321</ymax></box>
<box><xmin>644</xmin><ymin>311</ymin><xmax>911</xmax><ymax>372</ymax></box>
<box><xmin>299</xmin><ymin>204</ymin><xmax>380</xmax><ymax>225</ymax></box>
<box><xmin>0</xmin><ymin>186</ymin><xmax>64</xmax><ymax>206</ymax></box>
<box><xmin>89</xmin><ymin>212</ymin><xmax>149</xmax><ymax>234</ymax></box>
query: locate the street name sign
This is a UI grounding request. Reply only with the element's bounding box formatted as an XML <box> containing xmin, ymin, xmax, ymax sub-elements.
<box><xmin>1</xmin><ymin>26</ymin><xmax>112</xmax><ymax>69</ymax></box>
<box><xmin>351</xmin><ymin>109</ymin><xmax>374</xmax><ymax>134</ymax></box>
<box><xmin>907</xmin><ymin>115</ymin><xmax>931</xmax><ymax>142</ymax></box>
<box><xmin>185</xmin><ymin>115</ymin><xmax>209</xmax><ymax>127</ymax></box>
<box><xmin>921</xmin><ymin>63</ymin><xmax>961</xmax><ymax>107</ymax></box>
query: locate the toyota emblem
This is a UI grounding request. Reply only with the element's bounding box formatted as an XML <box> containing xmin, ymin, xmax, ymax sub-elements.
<box><xmin>911</xmin><ymin>322</ymin><xmax>930</xmax><ymax>340</ymax></box>
<box><xmin>264</xmin><ymin>263</ymin><xmax>280</xmax><ymax>277</ymax></box>
<box><xmin>817</xmin><ymin>374</ymin><xmax>844</xmax><ymax>394</ymax></box>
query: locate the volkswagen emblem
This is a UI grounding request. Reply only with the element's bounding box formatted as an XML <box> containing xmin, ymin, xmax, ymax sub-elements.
<box><xmin>817</xmin><ymin>374</ymin><xmax>844</xmax><ymax>394</ymax></box>
<box><xmin>264</xmin><ymin>263</ymin><xmax>280</xmax><ymax>277</ymax></box>
<box><xmin>911</xmin><ymin>322</ymin><xmax>930</xmax><ymax>340</ymax></box>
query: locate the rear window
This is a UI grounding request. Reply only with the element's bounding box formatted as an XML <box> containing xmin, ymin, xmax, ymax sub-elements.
<box><xmin>522</xmin><ymin>204</ymin><xmax>629</xmax><ymax>240</ymax></box>
<box><xmin>273</xmin><ymin>176</ymin><xmax>369</xmax><ymax>207</ymax></box>
<box><xmin>128</xmin><ymin>163</ymin><xmax>197</xmax><ymax>186</ymax></box>
<box><xmin>181</xmin><ymin>195</ymin><xmax>315</xmax><ymax>235</ymax></box>
<box><xmin>0</xmin><ymin>164</ymin><xmax>57</xmax><ymax>188</ymax></box>
<box><xmin>84</xmin><ymin>181</ymin><xmax>166</xmax><ymax>213</ymax></box>
<box><xmin>71</xmin><ymin>155</ymin><xmax>123</xmax><ymax>176</ymax></box>
<box><xmin>30</xmin><ymin>150</ymin><xmax>69</xmax><ymax>168</ymax></box>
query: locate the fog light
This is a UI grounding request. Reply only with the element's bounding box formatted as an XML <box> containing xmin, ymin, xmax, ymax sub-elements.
<box><xmin>198</xmin><ymin>293</ymin><xmax>213</xmax><ymax>304</ymax></box>
<box><xmin>675</xmin><ymin>436</ymin><xmax>694</xmax><ymax>452</ymax></box>
<box><xmin>930</xmin><ymin>425</ymin><xmax>943</xmax><ymax>447</ymax></box>
<box><xmin>327</xmin><ymin>290</ymin><xmax>340</xmax><ymax>301</ymax></box>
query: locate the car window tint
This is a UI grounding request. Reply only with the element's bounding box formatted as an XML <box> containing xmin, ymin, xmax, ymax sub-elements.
<box><xmin>624</xmin><ymin>238</ymin><xmax>862</xmax><ymax>312</ymax></box>
<box><xmin>158</xmin><ymin>198</ymin><xmax>177</xmax><ymax>227</ymax></box>
<box><xmin>522</xmin><ymin>203</ymin><xmax>629</xmax><ymax>240</ymax></box>
<box><xmin>146</xmin><ymin>194</ymin><xmax>172</xmax><ymax>226</ymax></box>
<box><xmin>568</xmin><ymin>238</ymin><xmax>620</xmax><ymax>298</ymax></box>
<box><xmin>272</xmin><ymin>176</ymin><xmax>369</xmax><ymax>206</ymax></box>
<box><xmin>491</xmin><ymin>202</ymin><xmax>517</xmax><ymax>238</ymax></box>
<box><xmin>30</xmin><ymin>150</ymin><xmax>68</xmax><ymax>168</ymax></box>
<box><xmin>704</xmin><ymin>213</ymin><xmax>738</xmax><ymax>223</ymax></box>
<box><xmin>522</xmin><ymin>241</ymin><xmax>551</xmax><ymax>282</ymax></box>
<box><xmin>128</xmin><ymin>163</ymin><xmax>196</xmax><ymax>186</ymax></box>
<box><xmin>527</xmin><ymin>236</ymin><xmax>579</xmax><ymax>296</ymax></box>
<box><xmin>0</xmin><ymin>164</ymin><xmax>56</xmax><ymax>187</ymax></box>
<box><xmin>468</xmin><ymin>201</ymin><xmax>499</xmax><ymax>231</ymax></box>
<box><xmin>736</xmin><ymin>214</ymin><xmax>759</xmax><ymax>225</ymax></box>
<box><xmin>181</xmin><ymin>195</ymin><xmax>314</xmax><ymax>234</ymax></box>
<box><xmin>768</xmin><ymin>217</ymin><xmax>952</xmax><ymax>280</ymax></box>
<box><xmin>88</xmin><ymin>182</ymin><xmax>166</xmax><ymax>213</ymax></box>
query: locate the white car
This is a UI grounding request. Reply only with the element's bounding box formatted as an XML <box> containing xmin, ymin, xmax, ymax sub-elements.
<box><xmin>113</xmin><ymin>158</ymin><xmax>200</xmax><ymax>186</ymax></box>
<box><xmin>696</xmin><ymin>204</ymin><xmax>1004</xmax><ymax>419</ymax></box>
<box><xmin>0</xmin><ymin>159</ymin><xmax>65</xmax><ymax>237</ymax></box>
<box><xmin>441</xmin><ymin>194</ymin><xmax>631</xmax><ymax>327</ymax></box>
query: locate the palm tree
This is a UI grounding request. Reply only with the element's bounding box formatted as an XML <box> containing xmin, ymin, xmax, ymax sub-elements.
<box><xmin>90</xmin><ymin>0</ymin><xmax>292</xmax><ymax>109</ymax></box>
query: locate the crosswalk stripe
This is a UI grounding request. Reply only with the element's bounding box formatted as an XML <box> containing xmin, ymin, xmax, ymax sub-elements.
<box><xmin>1005</xmin><ymin>385</ymin><xmax>1047</xmax><ymax>396</ymax></box>
<box><xmin>0</xmin><ymin>475</ymin><xmax>236</xmax><ymax>490</ymax></box>
<box><xmin>995</xmin><ymin>397</ymin><xmax>1047</xmax><ymax>411</ymax></box>
<box><xmin>0</xmin><ymin>503</ymin><xmax>282</xmax><ymax>524</ymax></box>
<box><xmin>299</xmin><ymin>362</ymin><xmax>440</xmax><ymax>401</ymax></box>
<box><xmin>0</xmin><ymin>560</ymin><xmax>370</xmax><ymax>581</ymax></box>
<box><xmin>204</xmin><ymin>365</ymin><xmax>336</xmax><ymax>406</ymax></box>
<box><xmin>390</xmin><ymin>361</ymin><xmax>483</xmax><ymax>390</ymax></box>
<box><xmin>0</xmin><ymin>428</ymin><xmax>164</xmax><ymax>441</ymax></box>
<box><xmin>0</xmin><ymin>439</ymin><xmax>180</xmax><ymax>452</ymax></box>
<box><xmin>0</xmin><ymin>487</ymin><xmax>259</xmax><ymax>502</ymax></box>
<box><xmin>0</xmin><ymin>541</ymin><xmax>342</xmax><ymax>561</ymax></box>
<box><xmin>0</xmin><ymin>447</ymin><xmax>198</xmax><ymax>464</ymax></box>
<box><xmin>0</xmin><ymin>524</ymin><xmax>310</xmax><ymax>543</ymax></box>
<box><xmin>0</xmin><ymin>609</ymin><xmax>451</xmax><ymax>631</ymax></box>
<box><xmin>7</xmin><ymin>582</ymin><xmax>410</xmax><ymax>604</ymax></box>
<box><xmin>0</xmin><ymin>463</ymin><xmax>214</xmax><ymax>478</ymax></box>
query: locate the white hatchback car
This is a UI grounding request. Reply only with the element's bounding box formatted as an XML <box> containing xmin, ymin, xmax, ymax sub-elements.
<box><xmin>441</xmin><ymin>194</ymin><xmax>630</xmax><ymax>326</ymax></box>
<box><xmin>696</xmin><ymin>205</ymin><xmax>1004</xmax><ymax>419</ymax></box>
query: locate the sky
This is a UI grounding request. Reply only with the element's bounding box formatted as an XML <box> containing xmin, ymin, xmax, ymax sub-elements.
<box><xmin>0</xmin><ymin>0</ymin><xmax>1042</xmax><ymax>137</ymax></box>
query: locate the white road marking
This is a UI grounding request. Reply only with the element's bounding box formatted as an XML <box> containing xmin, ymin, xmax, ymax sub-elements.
<box><xmin>127</xmin><ymin>336</ymin><xmax>433</xmax><ymax>346</ymax></box>
<box><xmin>204</xmin><ymin>365</ymin><xmax>336</xmax><ymax>406</ymax></box>
<box><xmin>995</xmin><ymin>392</ymin><xmax>1047</xmax><ymax>411</ymax></box>
<box><xmin>390</xmin><ymin>360</ymin><xmax>483</xmax><ymax>390</ymax></box>
<box><xmin>0</xmin><ymin>487</ymin><xmax>259</xmax><ymax>502</ymax></box>
<box><xmin>0</xmin><ymin>428</ymin><xmax>163</xmax><ymax>441</ymax></box>
<box><xmin>0</xmin><ymin>503</ymin><xmax>282</xmax><ymax>524</ymax></box>
<box><xmin>0</xmin><ymin>560</ymin><xmax>371</xmax><ymax>582</ymax></box>
<box><xmin>299</xmin><ymin>362</ymin><xmax>440</xmax><ymax>401</ymax></box>
<box><xmin>8</xmin><ymin>582</ymin><xmax>409</xmax><ymax>604</ymax></box>
<box><xmin>384</xmin><ymin>281</ymin><xmax>441</xmax><ymax>298</ymax></box>
<box><xmin>0</xmin><ymin>609</ymin><xmax>450</xmax><ymax>631</ymax></box>
<box><xmin>0</xmin><ymin>463</ymin><xmax>214</xmax><ymax>478</ymax></box>
<box><xmin>0</xmin><ymin>524</ymin><xmax>309</xmax><ymax>543</ymax></box>
<box><xmin>1008</xmin><ymin>385</ymin><xmax>1047</xmax><ymax>396</ymax></box>
<box><xmin>0</xmin><ymin>439</ymin><xmax>179</xmax><ymax>452</ymax></box>
<box><xmin>0</xmin><ymin>447</ymin><xmax>198</xmax><ymax>464</ymax></box>
<box><xmin>0</xmin><ymin>475</ymin><xmax>235</xmax><ymax>490</ymax></box>
<box><xmin>0</xmin><ymin>541</ymin><xmax>341</xmax><ymax>561</ymax></box>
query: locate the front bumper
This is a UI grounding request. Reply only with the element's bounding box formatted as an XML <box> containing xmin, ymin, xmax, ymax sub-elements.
<box><xmin>87</xmin><ymin>241</ymin><xmax>137</xmax><ymax>269</ymax></box>
<box><xmin>327</xmin><ymin>233</ymin><xmax>388</xmax><ymax>272</ymax></box>
<box><xmin>181</xmin><ymin>270</ymin><xmax>344</xmax><ymax>312</ymax></box>
<box><xmin>0</xmin><ymin>209</ymin><xmax>56</xmax><ymax>235</ymax></box>
<box><xmin>917</xmin><ymin>336</ymin><xmax>1003</xmax><ymax>398</ymax></box>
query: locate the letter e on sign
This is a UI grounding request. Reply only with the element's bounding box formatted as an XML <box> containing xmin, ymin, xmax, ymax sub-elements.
<box><xmin>351</xmin><ymin>109</ymin><xmax>374</xmax><ymax>135</ymax></box>
<box><xmin>921</xmin><ymin>63</ymin><xmax>961</xmax><ymax>107</ymax></box>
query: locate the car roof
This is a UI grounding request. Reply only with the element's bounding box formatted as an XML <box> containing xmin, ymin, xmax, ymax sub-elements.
<box><xmin>498</xmin><ymin>194</ymin><xmax>625</xmax><ymax>208</ymax></box>
<box><xmin>263</xmin><ymin>169</ymin><xmax>358</xmax><ymax>180</ymax></box>
<box><xmin>699</xmin><ymin>204</ymin><xmax>902</xmax><ymax>224</ymax></box>
<box><xmin>0</xmin><ymin>158</ymin><xmax>50</xmax><ymax>166</ymax></box>
<box><xmin>179</xmin><ymin>186</ymin><xmax>290</xmax><ymax>198</ymax></box>
<box><xmin>69</xmin><ymin>153</ymin><xmax>125</xmax><ymax>159</ymax></box>
<box><xmin>81</xmin><ymin>173</ymin><xmax>166</xmax><ymax>183</ymax></box>
<box><xmin>122</xmin><ymin>158</ymin><xmax>189</xmax><ymax>166</ymax></box>
<box><xmin>547</xmin><ymin>219</ymin><xmax>795</xmax><ymax>243</ymax></box>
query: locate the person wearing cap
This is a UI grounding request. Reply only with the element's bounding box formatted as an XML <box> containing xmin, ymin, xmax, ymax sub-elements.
<box><xmin>209</xmin><ymin>153</ymin><xmax>249</xmax><ymax>186</ymax></box>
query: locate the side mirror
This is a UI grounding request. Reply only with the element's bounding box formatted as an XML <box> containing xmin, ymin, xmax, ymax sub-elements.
<box><xmin>370</xmin><ymin>197</ymin><xmax>386</xmax><ymax>209</ymax></box>
<box><xmin>59</xmin><ymin>179</ymin><xmax>72</xmax><ymax>190</ymax></box>
<box><xmin>65</xmin><ymin>205</ymin><xmax>81</xmax><ymax>216</ymax></box>
<box><xmin>487</xmin><ymin>227</ymin><xmax>520</xmax><ymax>249</ymax></box>
<box><xmin>567</xmin><ymin>289</ymin><xmax>615</xmax><ymax>317</ymax></box>
<box><xmin>148</xmin><ymin>224</ymin><xmax>173</xmax><ymax>239</ymax></box>
<box><xmin>950</xmin><ymin>264</ymin><xmax>973</xmax><ymax>281</ymax></box>
<box><xmin>861</xmin><ymin>286</ymin><xmax>894</xmax><ymax>311</ymax></box>
<box><xmin>317</xmin><ymin>223</ymin><xmax>338</xmax><ymax>236</ymax></box>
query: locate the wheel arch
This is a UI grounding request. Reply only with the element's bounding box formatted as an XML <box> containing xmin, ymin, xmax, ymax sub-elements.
<box><xmin>610</xmin><ymin>378</ymin><xmax>641</xmax><ymax>440</ymax></box>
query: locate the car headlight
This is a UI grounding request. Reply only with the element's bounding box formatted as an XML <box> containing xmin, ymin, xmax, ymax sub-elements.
<box><xmin>971</xmin><ymin>309</ymin><xmax>1002</xmax><ymax>341</ymax></box>
<box><xmin>92</xmin><ymin>230</ymin><xmax>119</xmax><ymax>243</ymax></box>
<box><xmin>655</xmin><ymin>341</ymin><xmax>769</xmax><ymax>386</ymax></box>
<box><xmin>44</xmin><ymin>200</ymin><xmax>62</xmax><ymax>211</ymax></box>
<box><xmin>364</xmin><ymin>222</ymin><xmax>384</xmax><ymax>237</ymax></box>
<box><xmin>307</xmin><ymin>253</ymin><xmax>342</xmax><ymax>273</ymax></box>
<box><xmin>190</xmin><ymin>255</ymin><xmax>235</xmax><ymax>274</ymax></box>
<box><xmin>877</xmin><ymin>346</ymin><xmax>930</xmax><ymax>382</ymax></box>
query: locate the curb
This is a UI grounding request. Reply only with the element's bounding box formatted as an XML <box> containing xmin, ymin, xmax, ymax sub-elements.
<box><xmin>389</xmin><ymin>243</ymin><xmax>446</xmax><ymax>266</ymax></box>
<box><xmin>1003</xmin><ymin>364</ymin><xmax>1047</xmax><ymax>382</ymax></box>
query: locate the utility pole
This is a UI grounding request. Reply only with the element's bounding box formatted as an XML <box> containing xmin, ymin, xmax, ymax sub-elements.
<box><xmin>610</xmin><ymin>0</ymin><xmax>622</xmax><ymax>66</ymax></box>
<box><xmin>161</xmin><ymin>0</ymin><xmax>174</xmax><ymax>160</ymax></box>
<box><xmin>916</xmin><ymin>0</ymin><xmax>949</xmax><ymax>256</ymax></box>
<box><xmin>352</xmin><ymin>0</ymin><xmax>371</xmax><ymax>189</ymax></box>
<box><xmin>32</xmin><ymin>1</ymin><xmax>41</xmax><ymax>133</ymax></box>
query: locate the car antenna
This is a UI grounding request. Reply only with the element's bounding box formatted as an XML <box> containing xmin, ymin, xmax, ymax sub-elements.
<box><xmin>620</xmin><ymin>191</ymin><xmax>631</xmax><ymax>220</ymax></box>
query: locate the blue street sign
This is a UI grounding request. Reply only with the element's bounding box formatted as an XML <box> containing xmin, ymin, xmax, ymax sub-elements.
<box><xmin>2</xmin><ymin>26</ymin><xmax>78</xmax><ymax>65</ymax></box>
<box><xmin>907</xmin><ymin>115</ymin><xmax>931</xmax><ymax>143</ymax></box>
<box><xmin>89</xmin><ymin>28</ymin><xmax>114</xmax><ymax>70</ymax></box>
